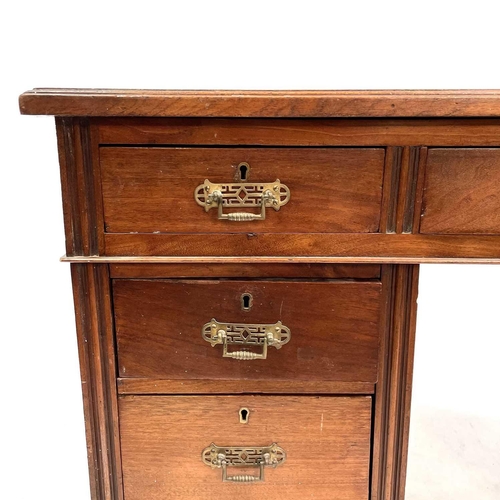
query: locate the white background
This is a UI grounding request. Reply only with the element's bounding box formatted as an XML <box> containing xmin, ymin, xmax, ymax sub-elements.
<box><xmin>1</xmin><ymin>1</ymin><xmax>500</xmax><ymax>498</ymax></box>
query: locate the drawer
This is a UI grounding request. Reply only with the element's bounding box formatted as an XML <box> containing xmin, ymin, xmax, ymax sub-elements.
<box><xmin>119</xmin><ymin>395</ymin><xmax>372</xmax><ymax>500</ymax></box>
<box><xmin>100</xmin><ymin>147</ymin><xmax>385</xmax><ymax>234</ymax></box>
<box><xmin>421</xmin><ymin>148</ymin><xmax>500</xmax><ymax>234</ymax></box>
<box><xmin>113</xmin><ymin>279</ymin><xmax>382</xmax><ymax>382</ymax></box>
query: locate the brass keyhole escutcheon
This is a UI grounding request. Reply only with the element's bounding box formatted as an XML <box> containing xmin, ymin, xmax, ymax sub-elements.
<box><xmin>239</xmin><ymin>407</ymin><xmax>250</xmax><ymax>424</ymax></box>
<box><xmin>237</xmin><ymin>162</ymin><xmax>250</xmax><ymax>181</ymax></box>
<box><xmin>241</xmin><ymin>293</ymin><xmax>253</xmax><ymax>311</ymax></box>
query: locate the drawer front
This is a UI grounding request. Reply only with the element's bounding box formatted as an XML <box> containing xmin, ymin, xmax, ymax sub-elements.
<box><xmin>421</xmin><ymin>148</ymin><xmax>500</xmax><ymax>234</ymax></box>
<box><xmin>113</xmin><ymin>279</ymin><xmax>382</xmax><ymax>382</ymax></box>
<box><xmin>119</xmin><ymin>395</ymin><xmax>371</xmax><ymax>500</ymax></box>
<box><xmin>100</xmin><ymin>147</ymin><xmax>385</xmax><ymax>234</ymax></box>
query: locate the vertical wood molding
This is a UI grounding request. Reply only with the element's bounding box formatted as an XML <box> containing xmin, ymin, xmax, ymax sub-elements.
<box><xmin>371</xmin><ymin>264</ymin><xmax>419</xmax><ymax>500</ymax></box>
<box><xmin>79</xmin><ymin>119</ymin><xmax>99</xmax><ymax>255</ymax></box>
<box><xmin>381</xmin><ymin>147</ymin><xmax>403</xmax><ymax>233</ymax></box>
<box><xmin>381</xmin><ymin>146</ymin><xmax>426</xmax><ymax>234</ymax></box>
<box><xmin>56</xmin><ymin>117</ymin><xmax>81</xmax><ymax>255</ymax></box>
<box><xmin>56</xmin><ymin>118</ymin><xmax>101</xmax><ymax>256</ymax></box>
<box><xmin>412</xmin><ymin>147</ymin><xmax>428</xmax><ymax>234</ymax></box>
<box><xmin>71</xmin><ymin>264</ymin><xmax>123</xmax><ymax>500</ymax></box>
<box><xmin>401</xmin><ymin>147</ymin><xmax>421</xmax><ymax>233</ymax></box>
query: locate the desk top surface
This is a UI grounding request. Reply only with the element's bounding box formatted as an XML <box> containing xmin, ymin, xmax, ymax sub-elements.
<box><xmin>19</xmin><ymin>88</ymin><xmax>500</xmax><ymax>118</ymax></box>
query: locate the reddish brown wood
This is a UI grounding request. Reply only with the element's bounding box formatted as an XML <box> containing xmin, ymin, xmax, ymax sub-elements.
<box><xmin>22</xmin><ymin>90</ymin><xmax>500</xmax><ymax>500</ymax></box>
<box><xmin>411</xmin><ymin>147</ymin><xmax>428</xmax><ymax>233</ymax></box>
<box><xmin>389</xmin><ymin>146</ymin><xmax>423</xmax><ymax>234</ymax></box>
<box><xmin>63</xmin><ymin>254</ymin><xmax>500</xmax><ymax>264</ymax></box>
<box><xmin>100</xmin><ymin>147</ymin><xmax>385</xmax><ymax>234</ymax></box>
<box><xmin>19</xmin><ymin>88</ymin><xmax>500</xmax><ymax>117</ymax></box>
<box><xmin>109</xmin><ymin>262</ymin><xmax>381</xmax><ymax>279</ymax></box>
<box><xmin>71</xmin><ymin>264</ymin><xmax>123</xmax><ymax>500</ymax></box>
<box><xmin>395</xmin><ymin>147</ymin><xmax>411</xmax><ymax>234</ymax></box>
<box><xmin>113</xmin><ymin>279</ymin><xmax>382</xmax><ymax>382</ymax></box>
<box><xmin>96</xmin><ymin>117</ymin><xmax>500</xmax><ymax>146</ymax></box>
<box><xmin>56</xmin><ymin>118</ymin><xmax>103</xmax><ymax>256</ymax></box>
<box><xmin>95</xmin><ymin>117</ymin><xmax>500</xmax><ymax>146</ymax></box>
<box><xmin>380</xmin><ymin>147</ymin><xmax>400</xmax><ymax>233</ymax></box>
<box><xmin>119</xmin><ymin>395</ymin><xmax>372</xmax><ymax>499</ymax></box>
<box><xmin>103</xmin><ymin>232</ymin><xmax>500</xmax><ymax>259</ymax></box>
<box><xmin>117</xmin><ymin>378</ymin><xmax>375</xmax><ymax>395</ymax></box>
<box><xmin>420</xmin><ymin>148</ymin><xmax>500</xmax><ymax>234</ymax></box>
<box><xmin>371</xmin><ymin>265</ymin><xmax>419</xmax><ymax>500</ymax></box>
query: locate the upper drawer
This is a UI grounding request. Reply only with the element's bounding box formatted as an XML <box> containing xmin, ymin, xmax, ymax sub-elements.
<box><xmin>113</xmin><ymin>279</ymin><xmax>382</xmax><ymax>383</ymax></box>
<box><xmin>420</xmin><ymin>148</ymin><xmax>500</xmax><ymax>234</ymax></box>
<box><xmin>100</xmin><ymin>147</ymin><xmax>385</xmax><ymax>234</ymax></box>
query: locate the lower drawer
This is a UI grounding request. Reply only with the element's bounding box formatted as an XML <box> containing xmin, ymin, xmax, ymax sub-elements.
<box><xmin>113</xmin><ymin>279</ymin><xmax>382</xmax><ymax>382</ymax></box>
<box><xmin>119</xmin><ymin>395</ymin><xmax>371</xmax><ymax>500</ymax></box>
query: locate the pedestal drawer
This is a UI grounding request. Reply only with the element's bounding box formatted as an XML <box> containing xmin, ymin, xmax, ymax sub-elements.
<box><xmin>119</xmin><ymin>395</ymin><xmax>372</xmax><ymax>500</ymax></box>
<box><xmin>113</xmin><ymin>279</ymin><xmax>382</xmax><ymax>382</ymax></box>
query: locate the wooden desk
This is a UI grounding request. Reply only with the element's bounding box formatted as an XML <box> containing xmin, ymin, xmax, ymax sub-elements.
<box><xmin>20</xmin><ymin>89</ymin><xmax>500</xmax><ymax>500</ymax></box>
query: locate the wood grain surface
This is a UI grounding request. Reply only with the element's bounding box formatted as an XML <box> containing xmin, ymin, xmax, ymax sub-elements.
<box><xmin>117</xmin><ymin>378</ymin><xmax>375</xmax><ymax>395</ymax></box>
<box><xmin>100</xmin><ymin>147</ymin><xmax>385</xmax><ymax>234</ymax></box>
<box><xmin>61</xmin><ymin>254</ymin><xmax>500</xmax><ymax>264</ymax></box>
<box><xmin>371</xmin><ymin>265</ymin><xmax>419</xmax><ymax>500</ymax></box>
<box><xmin>19</xmin><ymin>88</ymin><xmax>500</xmax><ymax>117</ymax></box>
<box><xmin>119</xmin><ymin>395</ymin><xmax>372</xmax><ymax>500</ymax></box>
<box><xmin>420</xmin><ymin>148</ymin><xmax>500</xmax><ymax>234</ymax></box>
<box><xmin>56</xmin><ymin>118</ymin><xmax>104</xmax><ymax>255</ymax></box>
<box><xmin>109</xmin><ymin>262</ymin><xmax>381</xmax><ymax>279</ymax></box>
<box><xmin>71</xmin><ymin>264</ymin><xmax>123</xmax><ymax>500</ymax></box>
<box><xmin>97</xmin><ymin>117</ymin><xmax>500</xmax><ymax>147</ymax></box>
<box><xmin>23</xmin><ymin>89</ymin><xmax>500</xmax><ymax>500</ymax></box>
<box><xmin>113</xmin><ymin>279</ymin><xmax>382</xmax><ymax>382</ymax></box>
<box><xmin>103</xmin><ymin>232</ymin><xmax>500</xmax><ymax>259</ymax></box>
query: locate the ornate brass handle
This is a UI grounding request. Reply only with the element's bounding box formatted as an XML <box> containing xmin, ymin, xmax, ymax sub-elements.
<box><xmin>202</xmin><ymin>319</ymin><xmax>291</xmax><ymax>360</ymax></box>
<box><xmin>194</xmin><ymin>179</ymin><xmax>290</xmax><ymax>221</ymax></box>
<box><xmin>202</xmin><ymin>443</ymin><xmax>286</xmax><ymax>483</ymax></box>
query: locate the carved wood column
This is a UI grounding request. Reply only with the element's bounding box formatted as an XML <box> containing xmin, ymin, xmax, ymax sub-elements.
<box><xmin>71</xmin><ymin>264</ymin><xmax>123</xmax><ymax>500</ymax></box>
<box><xmin>372</xmin><ymin>264</ymin><xmax>419</xmax><ymax>500</ymax></box>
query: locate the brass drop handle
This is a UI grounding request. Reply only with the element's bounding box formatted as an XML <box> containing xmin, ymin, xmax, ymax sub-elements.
<box><xmin>194</xmin><ymin>179</ymin><xmax>290</xmax><ymax>221</ymax></box>
<box><xmin>202</xmin><ymin>319</ymin><xmax>291</xmax><ymax>360</ymax></box>
<box><xmin>202</xmin><ymin>443</ymin><xmax>286</xmax><ymax>483</ymax></box>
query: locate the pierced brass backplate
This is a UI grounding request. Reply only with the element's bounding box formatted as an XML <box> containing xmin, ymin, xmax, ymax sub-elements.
<box><xmin>194</xmin><ymin>179</ymin><xmax>290</xmax><ymax>221</ymax></box>
<box><xmin>202</xmin><ymin>319</ymin><xmax>291</xmax><ymax>360</ymax></box>
<box><xmin>202</xmin><ymin>443</ymin><xmax>286</xmax><ymax>483</ymax></box>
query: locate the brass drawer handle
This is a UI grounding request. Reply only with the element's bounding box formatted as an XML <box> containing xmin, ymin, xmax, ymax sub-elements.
<box><xmin>194</xmin><ymin>179</ymin><xmax>290</xmax><ymax>221</ymax></box>
<box><xmin>202</xmin><ymin>319</ymin><xmax>291</xmax><ymax>360</ymax></box>
<box><xmin>202</xmin><ymin>443</ymin><xmax>286</xmax><ymax>483</ymax></box>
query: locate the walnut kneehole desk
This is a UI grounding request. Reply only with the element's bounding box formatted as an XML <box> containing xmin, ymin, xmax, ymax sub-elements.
<box><xmin>19</xmin><ymin>89</ymin><xmax>500</xmax><ymax>500</ymax></box>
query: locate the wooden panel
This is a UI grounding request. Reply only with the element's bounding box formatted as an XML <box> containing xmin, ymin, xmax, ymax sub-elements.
<box><xmin>71</xmin><ymin>264</ymin><xmax>123</xmax><ymax>500</ymax></box>
<box><xmin>119</xmin><ymin>395</ymin><xmax>372</xmax><ymax>500</ymax></box>
<box><xmin>113</xmin><ymin>280</ymin><xmax>382</xmax><ymax>382</ymax></box>
<box><xmin>380</xmin><ymin>146</ymin><xmax>425</xmax><ymax>235</ymax></box>
<box><xmin>56</xmin><ymin>118</ymin><xmax>104</xmax><ymax>256</ymax></box>
<box><xmin>421</xmin><ymin>148</ymin><xmax>500</xmax><ymax>234</ymax></box>
<box><xmin>395</xmin><ymin>147</ymin><xmax>419</xmax><ymax>234</ymax></box>
<box><xmin>117</xmin><ymin>378</ymin><xmax>374</xmax><ymax>395</ymax></box>
<box><xmin>104</xmin><ymin>232</ymin><xmax>500</xmax><ymax>259</ymax></box>
<box><xmin>100</xmin><ymin>147</ymin><xmax>385</xmax><ymax>234</ymax></box>
<box><xmin>371</xmin><ymin>265</ymin><xmax>419</xmax><ymax>500</ymax></box>
<box><xmin>97</xmin><ymin>117</ymin><xmax>500</xmax><ymax>147</ymax></box>
<box><xmin>63</xmin><ymin>254</ymin><xmax>500</xmax><ymax>264</ymax></box>
<box><xmin>19</xmin><ymin>88</ymin><xmax>500</xmax><ymax>118</ymax></box>
<box><xmin>109</xmin><ymin>263</ymin><xmax>381</xmax><ymax>279</ymax></box>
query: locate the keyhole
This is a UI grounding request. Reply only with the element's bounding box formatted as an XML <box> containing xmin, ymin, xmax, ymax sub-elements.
<box><xmin>238</xmin><ymin>162</ymin><xmax>250</xmax><ymax>181</ymax></box>
<box><xmin>239</xmin><ymin>407</ymin><xmax>250</xmax><ymax>424</ymax></box>
<box><xmin>241</xmin><ymin>293</ymin><xmax>253</xmax><ymax>311</ymax></box>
